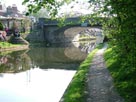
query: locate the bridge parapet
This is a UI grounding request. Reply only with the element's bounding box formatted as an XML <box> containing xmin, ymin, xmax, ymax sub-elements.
<box><xmin>38</xmin><ymin>17</ymin><xmax>102</xmax><ymax>27</ymax></box>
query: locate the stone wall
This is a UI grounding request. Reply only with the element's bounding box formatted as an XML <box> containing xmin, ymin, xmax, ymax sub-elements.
<box><xmin>26</xmin><ymin>30</ymin><xmax>45</xmax><ymax>42</ymax></box>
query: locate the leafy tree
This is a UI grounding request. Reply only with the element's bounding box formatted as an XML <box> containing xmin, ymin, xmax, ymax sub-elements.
<box><xmin>93</xmin><ymin>0</ymin><xmax>136</xmax><ymax>101</ymax></box>
<box><xmin>22</xmin><ymin>0</ymin><xmax>72</xmax><ymax>17</ymax></box>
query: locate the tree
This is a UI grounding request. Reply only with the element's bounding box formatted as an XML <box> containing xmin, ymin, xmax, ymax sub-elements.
<box><xmin>22</xmin><ymin>0</ymin><xmax>72</xmax><ymax>17</ymax></box>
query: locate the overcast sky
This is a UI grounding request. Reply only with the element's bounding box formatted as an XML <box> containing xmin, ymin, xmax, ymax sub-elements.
<box><xmin>1</xmin><ymin>0</ymin><xmax>92</xmax><ymax>14</ymax></box>
<box><xmin>58</xmin><ymin>0</ymin><xmax>93</xmax><ymax>15</ymax></box>
<box><xmin>1</xmin><ymin>0</ymin><xmax>26</xmax><ymax>12</ymax></box>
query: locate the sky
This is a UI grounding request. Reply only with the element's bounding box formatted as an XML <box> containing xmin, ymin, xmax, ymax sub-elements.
<box><xmin>59</xmin><ymin>0</ymin><xmax>92</xmax><ymax>15</ymax></box>
<box><xmin>1</xmin><ymin>0</ymin><xmax>26</xmax><ymax>12</ymax></box>
<box><xmin>1</xmin><ymin>0</ymin><xmax>92</xmax><ymax>15</ymax></box>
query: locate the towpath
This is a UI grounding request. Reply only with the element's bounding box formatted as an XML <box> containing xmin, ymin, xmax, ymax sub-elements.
<box><xmin>87</xmin><ymin>44</ymin><xmax>124</xmax><ymax>102</ymax></box>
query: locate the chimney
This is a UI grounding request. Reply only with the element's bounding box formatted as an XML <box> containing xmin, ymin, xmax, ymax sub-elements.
<box><xmin>12</xmin><ymin>4</ymin><xmax>18</xmax><ymax>13</ymax></box>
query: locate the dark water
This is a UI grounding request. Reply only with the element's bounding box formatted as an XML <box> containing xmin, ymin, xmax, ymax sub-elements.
<box><xmin>0</xmin><ymin>41</ymin><xmax>97</xmax><ymax>102</ymax></box>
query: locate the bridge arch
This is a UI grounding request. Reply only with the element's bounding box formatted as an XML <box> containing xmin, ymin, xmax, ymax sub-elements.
<box><xmin>43</xmin><ymin>25</ymin><xmax>102</xmax><ymax>43</ymax></box>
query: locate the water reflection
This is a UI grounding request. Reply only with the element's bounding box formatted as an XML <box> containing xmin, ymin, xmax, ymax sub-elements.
<box><xmin>0</xmin><ymin>40</ymin><xmax>101</xmax><ymax>102</ymax></box>
<box><xmin>0</xmin><ymin>50</ymin><xmax>31</xmax><ymax>73</ymax></box>
<box><xmin>73</xmin><ymin>40</ymin><xmax>96</xmax><ymax>53</ymax></box>
<box><xmin>0</xmin><ymin>41</ymin><xmax>96</xmax><ymax>72</ymax></box>
<box><xmin>28</xmin><ymin>43</ymin><xmax>87</xmax><ymax>70</ymax></box>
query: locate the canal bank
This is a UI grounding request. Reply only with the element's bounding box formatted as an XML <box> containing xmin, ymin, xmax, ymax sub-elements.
<box><xmin>60</xmin><ymin>44</ymin><xmax>103</xmax><ymax>102</ymax></box>
<box><xmin>0</xmin><ymin>36</ymin><xmax>29</xmax><ymax>52</ymax></box>
<box><xmin>61</xmin><ymin>43</ymin><xmax>124</xmax><ymax>102</ymax></box>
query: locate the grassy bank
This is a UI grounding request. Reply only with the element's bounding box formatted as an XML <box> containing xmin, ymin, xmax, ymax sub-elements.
<box><xmin>62</xmin><ymin>44</ymin><xmax>103</xmax><ymax>102</ymax></box>
<box><xmin>0</xmin><ymin>42</ymin><xmax>29</xmax><ymax>52</ymax></box>
<box><xmin>0</xmin><ymin>42</ymin><xmax>19</xmax><ymax>48</ymax></box>
<box><xmin>104</xmin><ymin>45</ymin><xmax>136</xmax><ymax>102</ymax></box>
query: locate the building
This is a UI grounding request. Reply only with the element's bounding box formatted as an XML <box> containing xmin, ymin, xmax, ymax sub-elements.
<box><xmin>0</xmin><ymin>3</ymin><xmax>5</xmax><ymax>17</ymax></box>
<box><xmin>0</xmin><ymin>3</ymin><xmax>24</xmax><ymax>18</ymax></box>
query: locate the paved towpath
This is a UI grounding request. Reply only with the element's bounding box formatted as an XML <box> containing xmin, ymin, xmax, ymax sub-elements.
<box><xmin>87</xmin><ymin>44</ymin><xmax>124</xmax><ymax>102</ymax></box>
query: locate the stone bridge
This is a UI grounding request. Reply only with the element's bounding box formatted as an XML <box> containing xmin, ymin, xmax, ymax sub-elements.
<box><xmin>27</xmin><ymin>17</ymin><xmax>103</xmax><ymax>43</ymax></box>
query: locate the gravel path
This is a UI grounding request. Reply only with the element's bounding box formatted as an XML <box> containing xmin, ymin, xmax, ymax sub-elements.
<box><xmin>87</xmin><ymin>44</ymin><xmax>124</xmax><ymax>102</ymax></box>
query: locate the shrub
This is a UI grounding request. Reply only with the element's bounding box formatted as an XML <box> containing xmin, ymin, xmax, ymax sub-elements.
<box><xmin>0</xmin><ymin>22</ymin><xmax>4</xmax><ymax>30</ymax></box>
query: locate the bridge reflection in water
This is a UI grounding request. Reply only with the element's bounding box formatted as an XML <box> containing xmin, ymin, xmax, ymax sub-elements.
<box><xmin>0</xmin><ymin>39</ymin><xmax>102</xmax><ymax>102</ymax></box>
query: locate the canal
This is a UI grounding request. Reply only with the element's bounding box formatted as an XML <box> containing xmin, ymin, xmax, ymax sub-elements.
<box><xmin>0</xmin><ymin>41</ymin><xmax>97</xmax><ymax>102</ymax></box>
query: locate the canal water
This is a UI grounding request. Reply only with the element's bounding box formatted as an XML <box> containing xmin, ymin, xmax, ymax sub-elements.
<box><xmin>0</xmin><ymin>41</ymin><xmax>97</xmax><ymax>102</ymax></box>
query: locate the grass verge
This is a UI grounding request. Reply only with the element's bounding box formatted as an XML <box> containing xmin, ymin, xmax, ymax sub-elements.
<box><xmin>62</xmin><ymin>44</ymin><xmax>103</xmax><ymax>102</ymax></box>
<box><xmin>104</xmin><ymin>45</ymin><xmax>136</xmax><ymax>102</ymax></box>
<box><xmin>0</xmin><ymin>42</ymin><xmax>20</xmax><ymax>48</ymax></box>
<box><xmin>0</xmin><ymin>42</ymin><xmax>28</xmax><ymax>53</ymax></box>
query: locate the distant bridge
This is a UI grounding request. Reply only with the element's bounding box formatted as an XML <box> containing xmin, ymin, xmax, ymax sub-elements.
<box><xmin>27</xmin><ymin>17</ymin><xmax>102</xmax><ymax>43</ymax></box>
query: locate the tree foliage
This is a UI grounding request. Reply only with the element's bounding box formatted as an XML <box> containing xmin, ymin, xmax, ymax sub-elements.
<box><xmin>0</xmin><ymin>22</ymin><xmax>4</xmax><ymax>30</ymax></box>
<box><xmin>22</xmin><ymin>0</ymin><xmax>73</xmax><ymax>17</ymax></box>
<box><xmin>101</xmin><ymin>0</ymin><xmax>136</xmax><ymax>101</ymax></box>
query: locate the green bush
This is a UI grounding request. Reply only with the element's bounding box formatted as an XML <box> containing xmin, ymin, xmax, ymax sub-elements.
<box><xmin>0</xmin><ymin>22</ymin><xmax>4</xmax><ymax>30</ymax></box>
<box><xmin>104</xmin><ymin>45</ymin><xmax>136</xmax><ymax>102</ymax></box>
